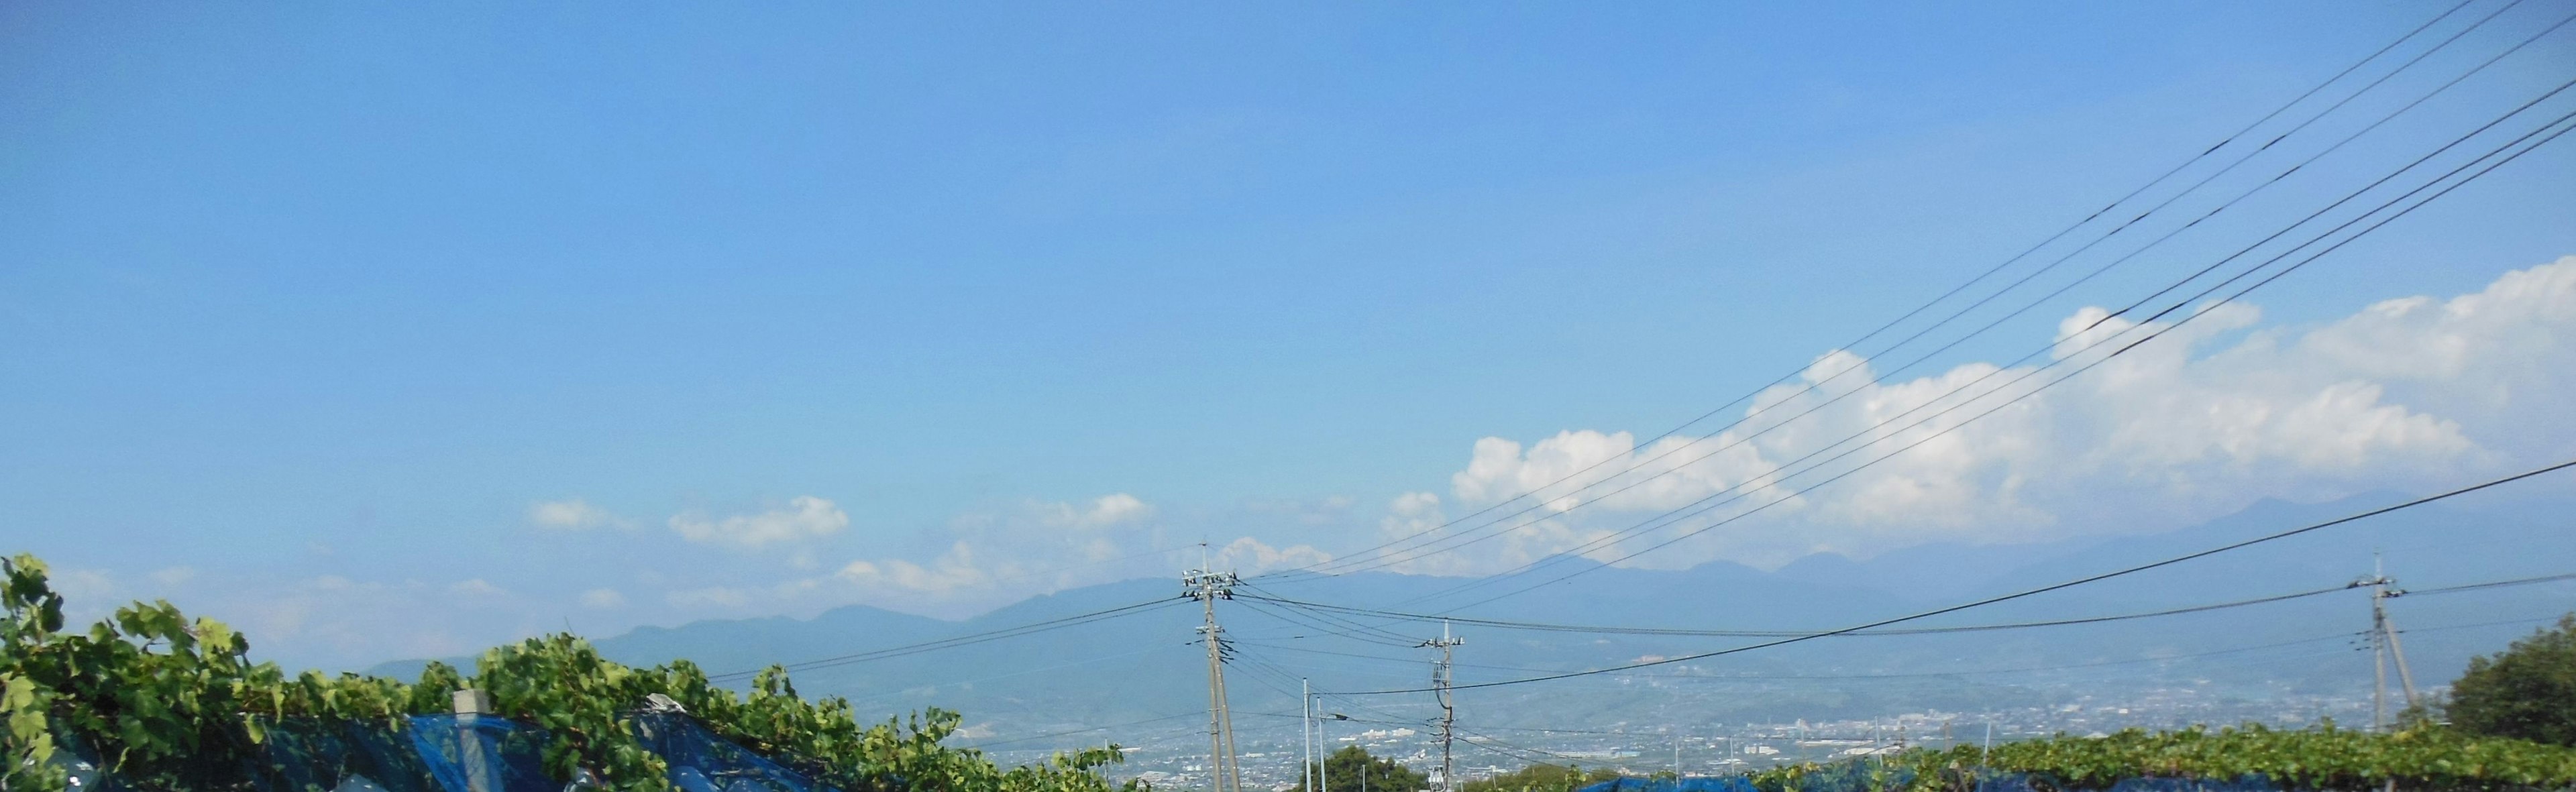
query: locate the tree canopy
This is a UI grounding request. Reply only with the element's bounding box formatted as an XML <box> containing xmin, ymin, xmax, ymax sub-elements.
<box><xmin>1457</xmin><ymin>762</ymin><xmax>1619</xmax><ymax>792</ymax></box>
<box><xmin>1294</xmin><ymin>745</ymin><xmax>1431</xmax><ymax>792</ymax></box>
<box><xmin>2447</xmin><ymin>612</ymin><xmax>2576</xmax><ymax>746</ymax></box>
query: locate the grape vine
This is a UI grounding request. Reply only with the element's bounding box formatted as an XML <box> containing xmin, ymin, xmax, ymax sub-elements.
<box><xmin>1748</xmin><ymin>722</ymin><xmax>2576</xmax><ymax>791</ymax></box>
<box><xmin>0</xmin><ymin>554</ymin><xmax>1138</xmax><ymax>792</ymax></box>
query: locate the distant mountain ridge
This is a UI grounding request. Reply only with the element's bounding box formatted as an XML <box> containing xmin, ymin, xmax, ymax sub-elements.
<box><xmin>368</xmin><ymin>488</ymin><xmax>2576</xmax><ymax>746</ymax></box>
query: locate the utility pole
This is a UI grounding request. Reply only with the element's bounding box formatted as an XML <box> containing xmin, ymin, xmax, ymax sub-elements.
<box><xmin>1421</xmin><ymin>621</ymin><xmax>1464</xmax><ymax>792</ymax></box>
<box><xmin>2361</xmin><ymin>555</ymin><xmax>2420</xmax><ymax>731</ymax></box>
<box><xmin>1188</xmin><ymin>567</ymin><xmax>1244</xmax><ymax>792</ymax></box>
<box><xmin>1303</xmin><ymin>679</ymin><xmax>1316</xmax><ymax>792</ymax></box>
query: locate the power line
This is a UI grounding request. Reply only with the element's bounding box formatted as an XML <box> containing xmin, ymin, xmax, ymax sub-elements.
<box><xmin>1313</xmin><ymin>74</ymin><xmax>2576</xmax><ymax>599</ymax></box>
<box><xmin>1243</xmin><ymin>582</ymin><xmax>2367</xmax><ymax>638</ymax></box>
<box><xmin>981</xmin><ymin>617</ymin><xmax>2561</xmax><ymax>752</ymax></box>
<box><xmin>1332</xmin><ymin>457</ymin><xmax>2576</xmax><ymax>694</ymax></box>
<box><xmin>1424</xmin><ymin>97</ymin><xmax>2576</xmax><ymax>612</ymax></box>
<box><xmin>2402</xmin><ymin>570</ymin><xmax>2576</xmax><ymax>596</ymax></box>
<box><xmin>1263</xmin><ymin>0</ymin><xmax>2504</xmax><ymax>583</ymax></box>
<box><xmin>1248</xmin><ymin>569</ymin><xmax>2569</xmax><ymax>686</ymax></box>
<box><xmin>1236</xmin><ymin>594</ymin><xmax>1434</xmax><ymax>648</ymax></box>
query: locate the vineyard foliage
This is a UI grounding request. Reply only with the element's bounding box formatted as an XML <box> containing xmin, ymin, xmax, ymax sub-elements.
<box><xmin>1746</xmin><ymin>722</ymin><xmax>2576</xmax><ymax>791</ymax></box>
<box><xmin>0</xmin><ymin>554</ymin><xmax>1135</xmax><ymax>792</ymax></box>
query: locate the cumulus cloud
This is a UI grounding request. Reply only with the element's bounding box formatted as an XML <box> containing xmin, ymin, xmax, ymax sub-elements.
<box><xmin>816</xmin><ymin>492</ymin><xmax>1334</xmax><ymax>616</ymax></box>
<box><xmin>838</xmin><ymin>543</ymin><xmax>994</xmax><ymax>596</ymax></box>
<box><xmin>834</xmin><ymin>494</ymin><xmax>1163</xmax><ymax>600</ymax></box>
<box><xmin>529</xmin><ymin>498</ymin><xmax>627</xmax><ymax>530</ymax></box>
<box><xmin>1036</xmin><ymin>493</ymin><xmax>1157</xmax><ymax>528</ymax></box>
<box><xmin>1419</xmin><ymin>256</ymin><xmax>2576</xmax><ymax>570</ymax></box>
<box><xmin>1210</xmin><ymin>536</ymin><xmax>1332</xmax><ymax>573</ymax></box>
<box><xmin>670</xmin><ymin>496</ymin><xmax>850</xmax><ymax>549</ymax></box>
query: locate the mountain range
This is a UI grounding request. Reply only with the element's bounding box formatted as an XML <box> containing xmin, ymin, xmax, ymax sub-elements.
<box><xmin>370</xmin><ymin>487</ymin><xmax>2576</xmax><ymax>750</ymax></box>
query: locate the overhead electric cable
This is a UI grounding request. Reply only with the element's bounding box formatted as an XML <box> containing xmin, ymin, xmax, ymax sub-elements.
<box><xmin>1242</xmin><ymin>570</ymin><xmax>2570</xmax><ymax>689</ymax></box>
<box><xmin>1331</xmin><ymin>66</ymin><xmax>2576</xmax><ymax>598</ymax></box>
<box><xmin>1233</xmin><ymin>596</ymin><xmax>1429</xmax><ymax>648</ymax></box>
<box><xmin>2402</xmin><ymin>570</ymin><xmax>2576</xmax><ymax>596</ymax></box>
<box><xmin>1415</xmin><ymin>97</ymin><xmax>2576</xmax><ymax>611</ymax></box>
<box><xmin>1244</xmin><ymin>581</ymin><xmax>2367</xmax><ymax>638</ymax></box>
<box><xmin>1264</xmin><ymin>0</ymin><xmax>2491</xmax><ymax>583</ymax></box>
<box><xmin>2398</xmin><ymin>615</ymin><xmax>2567</xmax><ymax>634</ymax></box>
<box><xmin>1332</xmin><ymin>457</ymin><xmax>2576</xmax><ymax>694</ymax></box>
<box><xmin>1360</xmin><ymin>63</ymin><xmax>2576</xmax><ymax>593</ymax></box>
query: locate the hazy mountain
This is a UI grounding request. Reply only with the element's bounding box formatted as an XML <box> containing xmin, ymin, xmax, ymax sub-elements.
<box><xmin>368</xmin><ymin>488</ymin><xmax>2576</xmax><ymax>747</ymax></box>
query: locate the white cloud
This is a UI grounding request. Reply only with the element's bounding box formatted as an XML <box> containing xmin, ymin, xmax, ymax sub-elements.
<box><xmin>838</xmin><ymin>543</ymin><xmax>994</xmax><ymax>596</ymax></box>
<box><xmin>814</xmin><ymin>492</ymin><xmax>1335</xmax><ymax>615</ymax></box>
<box><xmin>1423</xmin><ymin>256</ymin><xmax>2576</xmax><ymax>570</ymax></box>
<box><xmin>1035</xmin><ymin>492</ymin><xmax>1157</xmax><ymax>528</ymax></box>
<box><xmin>529</xmin><ymin>498</ymin><xmax>627</xmax><ymax>530</ymax></box>
<box><xmin>1210</xmin><ymin>536</ymin><xmax>1331</xmax><ymax>574</ymax></box>
<box><xmin>841</xmin><ymin>494</ymin><xmax>1171</xmax><ymax>599</ymax></box>
<box><xmin>148</xmin><ymin>566</ymin><xmax>195</xmax><ymax>587</ymax></box>
<box><xmin>579</xmin><ymin>588</ymin><xmax>627</xmax><ymax>609</ymax></box>
<box><xmin>670</xmin><ymin>496</ymin><xmax>850</xmax><ymax>549</ymax></box>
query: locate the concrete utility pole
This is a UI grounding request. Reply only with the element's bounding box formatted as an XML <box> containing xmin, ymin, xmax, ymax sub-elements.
<box><xmin>451</xmin><ymin>688</ymin><xmax>498</xmax><ymax>792</ymax></box>
<box><xmin>1303</xmin><ymin>679</ymin><xmax>1316</xmax><ymax>792</ymax></box>
<box><xmin>2362</xmin><ymin>555</ymin><xmax>2420</xmax><ymax>731</ymax></box>
<box><xmin>1188</xmin><ymin>567</ymin><xmax>1244</xmax><ymax>792</ymax></box>
<box><xmin>1421</xmin><ymin>621</ymin><xmax>1464</xmax><ymax>792</ymax></box>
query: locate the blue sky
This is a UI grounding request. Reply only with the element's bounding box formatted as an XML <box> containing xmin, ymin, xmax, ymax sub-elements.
<box><xmin>5</xmin><ymin>1</ymin><xmax>2574</xmax><ymax>669</ymax></box>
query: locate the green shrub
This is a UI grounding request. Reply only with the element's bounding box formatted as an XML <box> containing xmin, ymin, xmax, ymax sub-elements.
<box><xmin>2447</xmin><ymin>614</ymin><xmax>2576</xmax><ymax>747</ymax></box>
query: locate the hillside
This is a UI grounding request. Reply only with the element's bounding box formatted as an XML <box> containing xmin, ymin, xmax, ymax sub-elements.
<box><xmin>368</xmin><ymin>488</ymin><xmax>2576</xmax><ymax>745</ymax></box>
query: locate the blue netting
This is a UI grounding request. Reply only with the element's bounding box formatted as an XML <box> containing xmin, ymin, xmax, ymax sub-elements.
<box><xmin>406</xmin><ymin>715</ymin><xmax>563</xmax><ymax>792</ymax></box>
<box><xmin>46</xmin><ymin>710</ymin><xmax>831</xmax><ymax>792</ymax></box>
<box><xmin>46</xmin><ymin>726</ymin><xmax>127</xmax><ymax>792</ymax></box>
<box><xmin>251</xmin><ymin>718</ymin><xmax>449</xmax><ymax>792</ymax></box>
<box><xmin>632</xmin><ymin>712</ymin><xmax>831</xmax><ymax>792</ymax></box>
<box><xmin>1578</xmin><ymin>777</ymin><xmax>1760</xmax><ymax>792</ymax></box>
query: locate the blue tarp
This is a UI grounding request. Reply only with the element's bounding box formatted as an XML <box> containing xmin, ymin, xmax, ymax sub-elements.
<box><xmin>56</xmin><ymin>711</ymin><xmax>839</xmax><ymax>792</ymax></box>
<box><xmin>633</xmin><ymin>712</ymin><xmax>831</xmax><ymax>792</ymax></box>
<box><xmin>1576</xmin><ymin>777</ymin><xmax>1760</xmax><ymax>792</ymax></box>
<box><xmin>407</xmin><ymin>715</ymin><xmax>561</xmax><ymax>792</ymax></box>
